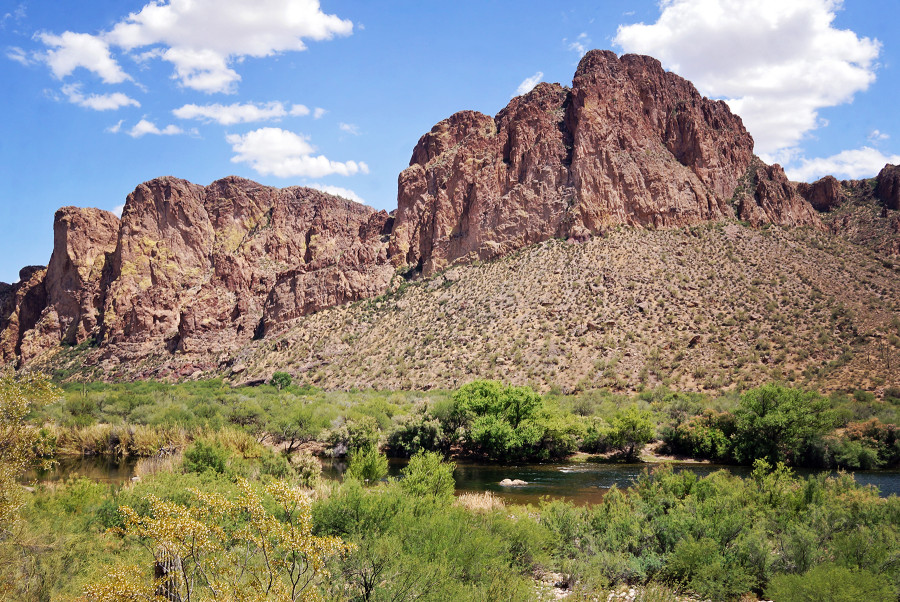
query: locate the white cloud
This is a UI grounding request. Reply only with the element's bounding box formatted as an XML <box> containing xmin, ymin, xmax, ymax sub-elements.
<box><xmin>786</xmin><ymin>147</ymin><xmax>900</xmax><ymax>182</ymax></box>
<box><xmin>513</xmin><ymin>71</ymin><xmax>543</xmax><ymax>97</ymax></box>
<box><xmin>339</xmin><ymin>122</ymin><xmax>360</xmax><ymax>135</ymax></box>
<box><xmin>6</xmin><ymin>46</ymin><xmax>30</xmax><ymax>65</ymax></box>
<box><xmin>313</xmin><ymin>107</ymin><xmax>327</xmax><ymax>119</ymax></box>
<box><xmin>227</xmin><ymin>127</ymin><xmax>369</xmax><ymax>178</ymax></box>
<box><xmin>309</xmin><ymin>183</ymin><xmax>365</xmax><ymax>204</ymax></box>
<box><xmin>290</xmin><ymin>104</ymin><xmax>310</xmax><ymax>116</ymax></box>
<box><xmin>567</xmin><ymin>33</ymin><xmax>590</xmax><ymax>58</ymax></box>
<box><xmin>112</xmin><ymin>203</ymin><xmax>125</xmax><ymax>217</ymax></box>
<box><xmin>174</xmin><ymin>101</ymin><xmax>288</xmax><ymax>125</ymax></box>
<box><xmin>128</xmin><ymin>119</ymin><xmax>184</xmax><ymax>138</ymax></box>
<box><xmin>106</xmin><ymin>120</ymin><xmax>124</xmax><ymax>133</ymax></box>
<box><xmin>62</xmin><ymin>82</ymin><xmax>140</xmax><ymax>110</ymax></box>
<box><xmin>868</xmin><ymin>129</ymin><xmax>890</xmax><ymax>142</ymax></box>
<box><xmin>99</xmin><ymin>0</ymin><xmax>353</xmax><ymax>93</ymax></box>
<box><xmin>37</xmin><ymin>31</ymin><xmax>131</xmax><ymax>83</ymax></box>
<box><xmin>614</xmin><ymin>0</ymin><xmax>880</xmax><ymax>157</ymax></box>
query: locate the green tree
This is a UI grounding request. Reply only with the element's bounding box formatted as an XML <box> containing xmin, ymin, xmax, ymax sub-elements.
<box><xmin>270</xmin><ymin>371</ymin><xmax>292</xmax><ymax>390</ymax></box>
<box><xmin>733</xmin><ymin>384</ymin><xmax>834</xmax><ymax>465</ymax></box>
<box><xmin>608</xmin><ymin>407</ymin><xmax>655</xmax><ymax>460</ymax></box>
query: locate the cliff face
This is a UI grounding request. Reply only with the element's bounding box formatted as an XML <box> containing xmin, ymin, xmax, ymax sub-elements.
<box><xmin>390</xmin><ymin>50</ymin><xmax>820</xmax><ymax>276</ymax></box>
<box><xmin>3</xmin><ymin>49</ymin><xmax>854</xmax><ymax>375</ymax></box>
<box><xmin>0</xmin><ymin>177</ymin><xmax>394</xmax><ymax>368</ymax></box>
<box><xmin>100</xmin><ymin>176</ymin><xmax>394</xmax><ymax>358</ymax></box>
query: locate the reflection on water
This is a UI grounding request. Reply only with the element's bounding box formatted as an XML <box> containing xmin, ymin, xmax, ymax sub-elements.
<box><xmin>27</xmin><ymin>456</ymin><xmax>900</xmax><ymax>506</ymax></box>
<box><xmin>22</xmin><ymin>456</ymin><xmax>138</xmax><ymax>485</ymax></box>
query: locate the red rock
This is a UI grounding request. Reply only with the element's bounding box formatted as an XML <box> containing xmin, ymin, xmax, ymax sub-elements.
<box><xmin>0</xmin><ymin>266</ymin><xmax>47</xmax><ymax>365</ymax></box>
<box><xmin>876</xmin><ymin>164</ymin><xmax>900</xmax><ymax>211</ymax></box>
<box><xmin>392</xmin><ymin>50</ymin><xmax>820</xmax><ymax>276</ymax></box>
<box><xmin>796</xmin><ymin>175</ymin><xmax>844</xmax><ymax>212</ymax></box>
<box><xmin>737</xmin><ymin>164</ymin><xmax>821</xmax><ymax>227</ymax></box>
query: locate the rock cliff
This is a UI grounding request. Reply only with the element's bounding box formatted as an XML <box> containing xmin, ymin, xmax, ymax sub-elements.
<box><xmin>390</xmin><ymin>50</ymin><xmax>820</xmax><ymax>275</ymax></box>
<box><xmin>7</xmin><ymin>49</ymin><xmax>888</xmax><ymax>376</ymax></box>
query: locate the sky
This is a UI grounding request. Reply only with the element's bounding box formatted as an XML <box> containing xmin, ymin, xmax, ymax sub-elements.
<box><xmin>2</xmin><ymin>0</ymin><xmax>898</xmax><ymax>284</ymax></box>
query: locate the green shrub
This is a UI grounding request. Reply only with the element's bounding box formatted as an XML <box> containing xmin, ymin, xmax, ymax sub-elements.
<box><xmin>399</xmin><ymin>451</ymin><xmax>455</xmax><ymax>500</ymax></box>
<box><xmin>345</xmin><ymin>446</ymin><xmax>388</xmax><ymax>484</ymax></box>
<box><xmin>269</xmin><ymin>371</ymin><xmax>292</xmax><ymax>390</ymax></box>
<box><xmin>765</xmin><ymin>563</ymin><xmax>895</xmax><ymax>602</ymax></box>
<box><xmin>182</xmin><ymin>439</ymin><xmax>230</xmax><ymax>474</ymax></box>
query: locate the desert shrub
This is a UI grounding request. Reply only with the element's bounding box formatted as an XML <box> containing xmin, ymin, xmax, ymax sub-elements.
<box><xmin>765</xmin><ymin>563</ymin><xmax>895</xmax><ymax>602</ymax></box>
<box><xmin>289</xmin><ymin>452</ymin><xmax>321</xmax><ymax>488</ymax></box>
<box><xmin>399</xmin><ymin>451</ymin><xmax>455</xmax><ymax>500</ymax></box>
<box><xmin>607</xmin><ymin>407</ymin><xmax>655</xmax><ymax>460</ymax></box>
<box><xmin>269</xmin><ymin>371</ymin><xmax>292</xmax><ymax>390</ymax></box>
<box><xmin>345</xmin><ymin>446</ymin><xmax>388</xmax><ymax>484</ymax></box>
<box><xmin>182</xmin><ymin>439</ymin><xmax>230</xmax><ymax>474</ymax></box>
<box><xmin>387</xmin><ymin>410</ymin><xmax>445</xmax><ymax>457</ymax></box>
<box><xmin>661</xmin><ymin>410</ymin><xmax>734</xmax><ymax>461</ymax></box>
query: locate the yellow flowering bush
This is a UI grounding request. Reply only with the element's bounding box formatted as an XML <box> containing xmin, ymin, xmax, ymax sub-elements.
<box><xmin>82</xmin><ymin>478</ymin><xmax>353</xmax><ymax>601</ymax></box>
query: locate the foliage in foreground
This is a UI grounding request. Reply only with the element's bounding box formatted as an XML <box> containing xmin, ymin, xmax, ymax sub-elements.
<box><xmin>83</xmin><ymin>478</ymin><xmax>352</xmax><ymax>601</ymax></box>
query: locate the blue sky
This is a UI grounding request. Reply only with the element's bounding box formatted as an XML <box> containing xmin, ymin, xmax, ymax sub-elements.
<box><xmin>2</xmin><ymin>0</ymin><xmax>898</xmax><ymax>284</ymax></box>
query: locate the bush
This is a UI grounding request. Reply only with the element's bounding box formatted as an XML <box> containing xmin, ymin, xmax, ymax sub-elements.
<box><xmin>345</xmin><ymin>447</ymin><xmax>388</xmax><ymax>484</ymax></box>
<box><xmin>608</xmin><ymin>407</ymin><xmax>655</xmax><ymax>460</ymax></box>
<box><xmin>269</xmin><ymin>371</ymin><xmax>292</xmax><ymax>390</ymax></box>
<box><xmin>765</xmin><ymin>563</ymin><xmax>895</xmax><ymax>602</ymax></box>
<box><xmin>387</xmin><ymin>410</ymin><xmax>445</xmax><ymax>457</ymax></box>
<box><xmin>399</xmin><ymin>451</ymin><xmax>455</xmax><ymax>500</ymax></box>
<box><xmin>182</xmin><ymin>439</ymin><xmax>230</xmax><ymax>474</ymax></box>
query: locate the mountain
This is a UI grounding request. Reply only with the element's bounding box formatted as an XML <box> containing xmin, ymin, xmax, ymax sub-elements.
<box><xmin>2</xmin><ymin>50</ymin><xmax>898</xmax><ymax>393</ymax></box>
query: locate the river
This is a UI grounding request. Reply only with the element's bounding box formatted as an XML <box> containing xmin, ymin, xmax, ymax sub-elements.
<box><xmin>27</xmin><ymin>455</ymin><xmax>900</xmax><ymax>506</ymax></box>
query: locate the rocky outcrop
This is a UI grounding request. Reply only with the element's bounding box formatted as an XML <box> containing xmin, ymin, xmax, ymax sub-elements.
<box><xmin>876</xmin><ymin>164</ymin><xmax>900</xmax><ymax>211</ymax></box>
<box><xmin>101</xmin><ymin>176</ymin><xmax>394</xmax><ymax>356</ymax></box>
<box><xmin>1</xmin><ymin>49</ymin><xmax>836</xmax><ymax>373</ymax></box>
<box><xmin>391</xmin><ymin>50</ymin><xmax>821</xmax><ymax>275</ymax></box>
<box><xmin>0</xmin><ymin>266</ymin><xmax>48</xmax><ymax>365</ymax></box>
<box><xmin>736</xmin><ymin>163</ymin><xmax>822</xmax><ymax>226</ymax></box>
<box><xmin>797</xmin><ymin>175</ymin><xmax>843</xmax><ymax>212</ymax></box>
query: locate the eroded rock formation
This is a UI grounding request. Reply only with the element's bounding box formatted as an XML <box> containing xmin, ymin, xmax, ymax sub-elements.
<box><xmin>391</xmin><ymin>50</ymin><xmax>820</xmax><ymax>275</ymax></box>
<box><xmin>2</xmin><ymin>49</ymin><xmax>847</xmax><ymax>373</ymax></box>
<box><xmin>876</xmin><ymin>164</ymin><xmax>900</xmax><ymax>211</ymax></box>
<box><xmin>797</xmin><ymin>175</ymin><xmax>843</xmax><ymax>212</ymax></box>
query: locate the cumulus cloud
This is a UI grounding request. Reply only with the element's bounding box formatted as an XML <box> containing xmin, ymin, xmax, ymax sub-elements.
<box><xmin>868</xmin><ymin>129</ymin><xmax>890</xmax><ymax>142</ymax></box>
<box><xmin>313</xmin><ymin>107</ymin><xmax>327</xmax><ymax>119</ymax></box>
<box><xmin>309</xmin><ymin>183</ymin><xmax>365</xmax><ymax>204</ymax></box>
<box><xmin>513</xmin><ymin>71</ymin><xmax>543</xmax><ymax>97</ymax></box>
<box><xmin>128</xmin><ymin>119</ymin><xmax>184</xmax><ymax>138</ymax></box>
<box><xmin>226</xmin><ymin>127</ymin><xmax>369</xmax><ymax>178</ymax></box>
<box><xmin>786</xmin><ymin>147</ymin><xmax>900</xmax><ymax>182</ymax></box>
<box><xmin>99</xmin><ymin>0</ymin><xmax>351</xmax><ymax>93</ymax></box>
<box><xmin>62</xmin><ymin>82</ymin><xmax>140</xmax><ymax>110</ymax></box>
<box><xmin>290</xmin><ymin>104</ymin><xmax>310</xmax><ymax>116</ymax></box>
<box><xmin>106</xmin><ymin>120</ymin><xmax>124</xmax><ymax>133</ymax></box>
<box><xmin>614</xmin><ymin>0</ymin><xmax>880</xmax><ymax>157</ymax></box>
<box><xmin>339</xmin><ymin>122</ymin><xmax>360</xmax><ymax>135</ymax></box>
<box><xmin>37</xmin><ymin>31</ymin><xmax>131</xmax><ymax>83</ymax></box>
<box><xmin>112</xmin><ymin>203</ymin><xmax>125</xmax><ymax>217</ymax></box>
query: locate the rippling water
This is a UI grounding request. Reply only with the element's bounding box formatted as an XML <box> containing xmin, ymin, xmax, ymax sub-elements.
<box><xmin>26</xmin><ymin>456</ymin><xmax>900</xmax><ymax>506</ymax></box>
